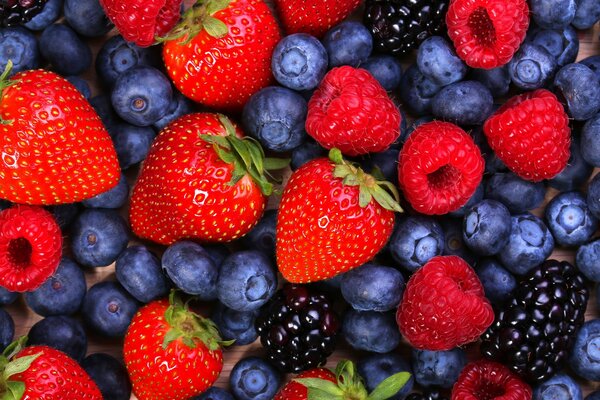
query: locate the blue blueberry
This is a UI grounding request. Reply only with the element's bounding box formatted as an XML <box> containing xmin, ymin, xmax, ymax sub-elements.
<box><xmin>580</xmin><ymin>55</ymin><xmax>600</xmax><ymax>82</ymax></box>
<box><xmin>46</xmin><ymin>203</ymin><xmax>81</xmax><ymax>230</ymax></box>
<box><xmin>470</xmin><ymin>66</ymin><xmax>511</xmax><ymax>98</ymax></box>
<box><xmin>431</xmin><ymin>80</ymin><xmax>494</xmax><ymax>126</ymax></box>
<box><xmin>529</xmin><ymin>0</ymin><xmax>576</xmax><ymax>29</ymax></box>
<box><xmin>573</xmin><ymin>0</ymin><xmax>600</xmax><ymax>29</ymax></box>
<box><xmin>447</xmin><ymin>181</ymin><xmax>485</xmax><ymax>219</ymax></box>
<box><xmin>463</xmin><ymin>200</ymin><xmax>511</xmax><ymax>256</ymax></box>
<box><xmin>0</xmin><ymin>308</ymin><xmax>14</xmax><ymax>352</ymax></box>
<box><xmin>508</xmin><ymin>43</ymin><xmax>557</xmax><ymax>90</ymax></box>
<box><xmin>576</xmin><ymin>239</ymin><xmax>600</xmax><ymax>282</ymax></box>
<box><xmin>153</xmin><ymin>91</ymin><xmax>194</xmax><ymax>131</ymax></box>
<box><xmin>63</xmin><ymin>0</ymin><xmax>112</xmax><ymax>37</ymax></box>
<box><xmin>271</xmin><ymin>33</ymin><xmax>328</xmax><ymax>91</ymax></box>
<box><xmin>81</xmin><ymin>353</ymin><xmax>132</xmax><ymax>400</ymax></box>
<box><xmin>111</xmin><ymin>123</ymin><xmax>157</xmax><ymax>170</ymax></box>
<box><xmin>39</xmin><ymin>24</ymin><xmax>92</xmax><ymax>76</ymax></box>
<box><xmin>361</xmin><ymin>147</ymin><xmax>400</xmax><ymax>183</ymax></box>
<box><xmin>217</xmin><ymin>250</ymin><xmax>277</xmax><ymax>312</ymax></box>
<box><xmin>498</xmin><ymin>214</ymin><xmax>555</xmax><ymax>275</ymax></box>
<box><xmin>548</xmin><ymin>135</ymin><xmax>593</xmax><ymax>191</ymax></box>
<box><xmin>471</xmin><ymin>127</ymin><xmax>508</xmax><ymax>174</ymax></box>
<box><xmin>340</xmin><ymin>264</ymin><xmax>404</xmax><ymax>312</ymax></box>
<box><xmin>417</xmin><ymin>36</ymin><xmax>467</xmax><ymax>87</ymax></box>
<box><xmin>476</xmin><ymin>258</ymin><xmax>517</xmax><ymax>304</ymax></box>
<box><xmin>111</xmin><ymin>66</ymin><xmax>173</xmax><ymax>127</ymax></box>
<box><xmin>582</xmin><ymin>113</ymin><xmax>600</xmax><ymax>167</ymax></box>
<box><xmin>242</xmin><ymin>210</ymin><xmax>277</xmax><ymax>257</ymax></box>
<box><xmin>28</xmin><ymin>316</ymin><xmax>87</xmax><ymax>362</ymax></box>
<box><xmin>362</xmin><ymin>55</ymin><xmax>403</xmax><ymax>91</ymax></box>
<box><xmin>83</xmin><ymin>173</ymin><xmax>129</xmax><ymax>209</ymax></box>
<box><xmin>587</xmin><ymin>391</ymin><xmax>600</xmax><ymax>400</ymax></box>
<box><xmin>588</xmin><ymin>173</ymin><xmax>600</xmax><ymax>218</ymax></box>
<box><xmin>526</xmin><ymin>26</ymin><xmax>579</xmax><ymax>67</ymax></box>
<box><xmin>342</xmin><ymin>309</ymin><xmax>400</xmax><ymax>353</ymax></box>
<box><xmin>204</xmin><ymin>244</ymin><xmax>231</xmax><ymax>267</ymax></box>
<box><xmin>71</xmin><ymin>209</ymin><xmax>129</xmax><ymax>268</ymax></box>
<box><xmin>82</xmin><ymin>281</ymin><xmax>139</xmax><ymax>337</ymax></box>
<box><xmin>192</xmin><ymin>388</ymin><xmax>234</xmax><ymax>400</ymax></box>
<box><xmin>0</xmin><ymin>287</ymin><xmax>17</xmax><ymax>306</ymax></box>
<box><xmin>554</xmin><ymin>63</ymin><xmax>600</xmax><ymax>121</ymax></box>
<box><xmin>66</xmin><ymin>76</ymin><xmax>91</xmax><ymax>99</ymax></box>
<box><xmin>24</xmin><ymin>0</ymin><xmax>62</xmax><ymax>31</ymax></box>
<box><xmin>291</xmin><ymin>140</ymin><xmax>327</xmax><ymax>170</ymax></box>
<box><xmin>411</xmin><ymin>348</ymin><xmax>467</xmax><ymax>389</ymax></box>
<box><xmin>570</xmin><ymin>319</ymin><xmax>600</xmax><ymax>381</ymax></box>
<box><xmin>116</xmin><ymin>245</ymin><xmax>170</xmax><ymax>303</ymax></box>
<box><xmin>211</xmin><ymin>302</ymin><xmax>259</xmax><ymax>346</ymax></box>
<box><xmin>440</xmin><ymin>218</ymin><xmax>477</xmax><ymax>265</ymax></box>
<box><xmin>533</xmin><ymin>373</ymin><xmax>582</xmax><ymax>399</ymax></box>
<box><xmin>242</xmin><ymin>86</ymin><xmax>307</xmax><ymax>152</ymax></box>
<box><xmin>229</xmin><ymin>357</ymin><xmax>280</xmax><ymax>400</ymax></box>
<box><xmin>485</xmin><ymin>172</ymin><xmax>546</xmax><ymax>213</ymax></box>
<box><xmin>0</xmin><ymin>27</ymin><xmax>39</xmax><ymax>76</ymax></box>
<box><xmin>399</xmin><ymin>64</ymin><xmax>442</xmax><ymax>117</ymax></box>
<box><xmin>90</xmin><ymin>94</ymin><xmax>121</xmax><ymax>135</ymax></box>
<box><xmin>357</xmin><ymin>352</ymin><xmax>414</xmax><ymax>400</ymax></box>
<box><xmin>25</xmin><ymin>257</ymin><xmax>86</xmax><ymax>316</ymax></box>
<box><xmin>545</xmin><ymin>191</ymin><xmax>598</xmax><ymax>247</ymax></box>
<box><xmin>161</xmin><ymin>241</ymin><xmax>218</xmax><ymax>300</ymax></box>
<box><xmin>388</xmin><ymin>216</ymin><xmax>444</xmax><ymax>272</ymax></box>
<box><xmin>323</xmin><ymin>21</ymin><xmax>372</xmax><ymax>68</ymax></box>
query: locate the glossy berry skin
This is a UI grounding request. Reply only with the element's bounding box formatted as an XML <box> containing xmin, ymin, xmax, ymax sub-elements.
<box><xmin>358</xmin><ymin>353</ymin><xmax>414</xmax><ymax>400</ymax></box>
<box><xmin>451</xmin><ymin>360</ymin><xmax>532</xmax><ymax>400</ymax></box>
<box><xmin>212</xmin><ymin>302</ymin><xmax>259</xmax><ymax>345</ymax></box>
<box><xmin>485</xmin><ymin>172</ymin><xmax>546</xmax><ymax>214</ymax></box>
<box><xmin>545</xmin><ymin>191</ymin><xmax>598</xmax><ymax>248</ymax></box>
<box><xmin>399</xmin><ymin>64</ymin><xmax>443</xmax><ymax>116</ymax></box>
<box><xmin>526</xmin><ymin>26</ymin><xmax>579</xmax><ymax>67</ymax></box>
<box><xmin>388</xmin><ymin>216</ymin><xmax>445</xmax><ymax>272</ymax></box>
<box><xmin>274</xmin><ymin>368</ymin><xmax>336</xmax><ymax>399</ymax></box>
<box><xmin>431</xmin><ymin>81</ymin><xmax>494</xmax><ymax>126</ymax></box>
<box><xmin>508</xmin><ymin>43</ymin><xmax>558</xmax><ymax>90</ymax></box>
<box><xmin>229</xmin><ymin>357</ymin><xmax>281</xmax><ymax>400</ymax></box>
<box><xmin>0</xmin><ymin>308</ymin><xmax>14</xmax><ymax>352</ymax></box>
<box><xmin>463</xmin><ymin>199</ymin><xmax>511</xmax><ymax>256</ymax></box>
<box><xmin>115</xmin><ymin>245</ymin><xmax>170</xmax><ymax>303</ymax></box>
<box><xmin>417</xmin><ymin>36</ymin><xmax>467</xmax><ymax>87</ymax></box>
<box><xmin>322</xmin><ymin>21</ymin><xmax>373</xmax><ymax>68</ymax></box>
<box><xmin>66</xmin><ymin>76</ymin><xmax>91</xmax><ymax>99</ymax></box>
<box><xmin>342</xmin><ymin>309</ymin><xmax>401</xmax><ymax>353</ymax></box>
<box><xmin>28</xmin><ymin>315</ymin><xmax>87</xmax><ymax>362</ymax></box>
<box><xmin>340</xmin><ymin>263</ymin><xmax>404</xmax><ymax>312</ymax></box>
<box><xmin>576</xmin><ymin>239</ymin><xmax>600</xmax><ymax>282</ymax></box>
<box><xmin>554</xmin><ymin>63</ymin><xmax>600</xmax><ymax>121</ymax></box>
<box><xmin>0</xmin><ymin>69</ymin><xmax>120</xmax><ymax>205</ymax></box>
<box><xmin>569</xmin><ymin>320</ymin><xmax>600</xmax><ymax>381</ymax></box>
<box><xmin>412</xmin><ymin>348</ymin><xmax>467</xmax><ymax>389</ymax></box>
<box><xmin>476</xmin><ymin>258</ymin><xmax>517</xmax><ymax>305</ymax></box>
<box><xmin>82</xmin><ymin>281</ymin><xmax>140</xmax><ymax>338</ymax></box>
<box><xmin>81</xmin><ymin>353</ymin><xmax>132</xmax><ymax>400</ymax></box>
<box><xmin>0</xmin><ymin>26</ymin><xmax>40</xmax><ymax>75</ymax></box>
<box><xmin>533</xmin><ymin>373</ymin><xmax>583</xmax><ymax>399</ymax></box>
<box><xmin>398</xmin><ymin>121</ymin><xmax>484</xmax><ymax>215</ymax></box>
<box><xmin>24</xmin><ymin>0</ymin><xmax>62</xmax><ymax>30</ymax></box>
<box><xmin>83</xmin><ymin>172</ymin><xmax>128</xmax><ymax>209</ymax></box>
<box><xmin>63</xmin><ymin>0</ymin><xmax>112</xmax><ymax>37</ymax></box>
<box><xmin>362</xmin><ymin>55</ymin><xmax>403</xmax><ymax>91</ymax></box>
<box><xmin>274</xmin><ymin>0</ymin><xmax>360</xmax><ymax>38</ymax></box>
<box><xmin>39</xmin><ymin>24</ymin><xmax>92</xmax><ymax>76</ymax></box>
<box><xmin>529</xmin><ymin>0</ymin><xmax>576</xmax><ymax>29</ymax></box>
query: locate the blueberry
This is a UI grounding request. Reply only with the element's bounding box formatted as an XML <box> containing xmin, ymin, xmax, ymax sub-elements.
<box><xmin>548</xmin><ymin>134</ymin><xmax>593</xmax><ymax>191</ymax></box>
<box><xmin>341</xmin><ymin>264</ymin><xmax>404</xmax><ymax>312</ymax></box>
<box><xmin>25</xmin><ymin>257</ymin><xmax>86</xmax><ymax>316</ymax></box>
<box><xmin>111</xmin><ymin>66</ymin><xmax>173</xmax><ymax>127</ymax></box>
<box><xmin>242</xmin><ymin>86</ymin><xmax>307</xmax><ymax>152</ymax></box>
<box><xmin>388</xmin><ymin>216</ymin><xmax>444</xmax><ymax>272</ymax></box>
<box><xmin>463</xmin><ymin>200</ymin><xmax>511</xmax><ymax>256</ymax></box>
<box><xmin>588</xmin><ymin>173</ymin><xmax>600</xmax><ymax>219</ymax></box>
<box><xmin>24</xmin><ymin>0</ymin><xmax>62</xmax><ymax>30</ymax></box>
<box><xmin>508</xmin><ymin>43</ymin><xmax>557</xmax><ymax>90</ymax></box>
<box><xmin>0</xmin><ymin>287</ymin><xmax>18</xmax><ymax>306</ymax></box>
<box><xmin>204</xmin><ymin>244</ymin><xmax>231</xmax><ymax>267</ymax></box>
<box><xmin>90</xmin><ymin>94</ymin><xmax>122</xmax><ymax>135</ymax></box>
<box><xmin>161</xmin><ymin>241</ymin><xmax>218</xmax><ymax>300</ymax></box>
<box><xmin>63</xmin><ymin>0</ymin><xmax>112</xmax><ymax>37</ymax></box>
<box><xmin>476</xmin><ymin>258</ymin><xmax>517</xmax><ymax>304</ymax></box>
<box><xmin>431</xmin><ymin>80</ymin><xmax>494</xmax><ymax>126</ymax></box>
<box><xmin>211</xmin><ymin>302</ymin><xmax>259</xmax><ymax>346</ymax></box>
<box><xmin>358</xmin><ymin>352</ymin><xmax>414</xmax><ymax>400</ymax></box>
<box><xmin>554</xmin><ymin>63</ymin><xmax>600</xmax><ymax>121</ymax></box>
<box><xmin>499</xmin><ymin>214</ymin><xmax>555</xmax><ymax>275</ymax></box>
<box><xmin>342</xmin><ymin>309</ymin><xmax>400</xmax><ymax>353</ymax></box>
<box><xmin>271</xmin><ymin>33</ymin><xmax>328</xmax><ymax>91</ymax></box>
<box><xmin>582</xmin><ymin>113</ymin><xmax>600</xmax><ymax>167</ymax></box>
<box><xmin>573</xmin><ymin>0</ymin><xmax>600</xmax><ymax>28</ymax></box>
<box><xmin>66</xmin><ymin>76</ymin><xmax>91</xmax><ymax>99</ymax></box>
<box><xmin>39</xmin><ymin>24</ymin><xmax>92</xmax><ymax>76</ymax></box>
<box><xmin>411</xmin><ymin>348</ymin><xmax>467</xmax><ymax>389</ymax></box>
<box><xmin>571</xmin><ymin>320</ymin><xmax>600</xmax><ymax>380</ymax></box>
<box><xmin>242</xmin><ymin>210</ymin><xmax>277</xmax><ymax>257</ymax></box>
<box><xmin>402</xmin><ymin>115</ymin><xmax>434</xmax><ymax>143</ymax></box>
<box><xmin>0</xmin><ymin>27</ymin><xmax>39</xmax><ymax>76</ymax></box>
<box><xmin>71</xmin><ymin>209</ymin><xmax>129</xmax><ymax>267</ymax></box>
<box><xmin>581</xmin><ymin>55</ymin><xmax>600</xmax><ymax>82</ymax></box>
<box><xmin>82</xmin><ymin>281</ymin><xmax>139</xmax><ymax>337</ymax></box>
<box><xmin>111</xmin><ymin>123</ymin><xmax>157</xmax><ymax>170</ymax></box>
<box><xmin>153</xmin><ymin>91</ymin><xmax>194</xmax><ymax>131</ymax></box>
<box><xmin>217</xmin><ymin>250</ymin><xmax>277</xmax><ymax>312</ymax></box>
<box><xmin>417</xmin><ymin>36</ymin><xmax>467</xmax><ymax>87</ymax></box>
<box><xmin>576</xmin><ymin>239</ymin><xmax>600</xmax><ymax>282</ymax></box>
<box><xmin>361</xmin><ymin>147</ymin><xmax>400</xmax><ymax>183</ymax></box>
<box><xmin>526</xmin><ymin>26</ymin><xmax>579</xmax><ymax>67</ymax></box>
<box><xmin>116</xmin><ymin>246</ymin><xmax>170</xmax><ymax>303</ymax></box>
<box><xmin>362</xmin><ymin>55</ymin><xmax>403</xmax><ymax>91</ymax></box>
<box><xmin>545</xmin><ymin>191</ymin><xmax>598</xmax><ymax>247</ymax></box>
<box><xmin>533</xmin><ymin>373</ymin><xmax>582</xmax><ymax>399</ymax></box>
<box><xmin>485</xmin><ymin>172</ymin><xmax>546</xmax><ymax>213</ymax></box>
<box><xmin>587</xmin><ymin>391</ymin><xmax>600</xmax><ymax>400</ymax></box>
<box><xmin>447</xmin><ymin>181</ymin><xmax>485</xmax><ymax>219</ymax></box>
<box><xmin>46</xmin><ymin>203</ymin><xmax>81</xmax><ymax>230</ymax></box>
<box><xmin>399</xmin><ymin>64</ymin><xmax>442</xmax><ymax>117</ymax></box>
<box><xmin>83</xmin><ymin>173</ymin><xmax>129</xmax><ymax>209</ymax></box>
<box><xmin>290</xmin><ymin>140</ymin><xmax>327</xmax><ymax>170</ymax></box>
<box><xmin>81</xmin><ymin>353</ymin><xmax>132</xmax><ymax>400</ymax></box>
<box><xmin>191</xmin><ymin>388</ymin><xmax>234</xmax><ymax>400</ymax></box>
<box><xmin>469</xmin><ymin>66</ymin><xmax>510</xmax><ymax>98</ymax></box>
<box><xmin>323</xmin><ymin>21</ymin><xmax>372</xmax><ymax>68</ymax></box>
<box><xmin>28</xmin><ymin>315</ymin><xmax>87</xmax><ymax>362</ymax></box>
<box><xmin>471</xmin><ymin>127</ymin><xmax>508</xmax><ymax>174</ymax></box>
<box><xmin>529</xmin><ymin>0</ymin><xmax>576</xmax><ymax>29</ymax></box>
<box><xmin>229</xmin><ymin>357</ymin><xmax>280</xmax><ymax>400</ymax></box>
<box><xmin>440</xmin><ymin>218</ymin><xmax>477</xmax><ymax>265</ymax></box>
<box><xmin>0</xmin><ymin>308</ymin><xmax>14</xmax><ymax>352</ymax></box>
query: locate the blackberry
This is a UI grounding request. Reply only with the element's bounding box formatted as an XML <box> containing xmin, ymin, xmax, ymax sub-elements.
<box><xmin>255</xmin><ymin>283</ymin><xmax>340</xmax><ymax>373</ymax></box>
<box><xmin>406</xmin><ymin>392</ymin><xmax>448</xmax><ymax>400</ymax></box>
<box><xmin>1</xmin><ymin>0</ymin><xmax>47</xmax><ymax>26</ymax></box>
<box><xmin>364</xmin><ymin>0</ymin><xmax>449</xmax><ymax>56</ymax></box>
<box><xmin>480</xmin><ymin>259</ymin><xmax>588</xmax><ymax>383</ymax></box>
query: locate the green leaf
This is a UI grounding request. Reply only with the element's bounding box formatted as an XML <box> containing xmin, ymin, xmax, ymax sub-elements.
<box><xmin>370</xmin><ymin>187</ymin><xmax>403</xmax><ymax>212</ymax></box>
<box><xmin>263</xmin><ymin>158</ymin><xmax>290</xmax><ymax>171</ymax></box>
<box><xmin>3</xmin><ymin>354</ymin><xmax>40</xmax><ymax>379</ymax></box>
<box><xmin>342</xmin><ymin>175</ymin><xmax>360</xmax><ymax>186</ymax></box>
<box><xmin>214</xmin><ymin>144</ymin><xmax>236</xmax><ymax>165</ymax></box>
<box><xmin>366</xmin><ymin>372</ymin><xmax>411</xmax><ymax>400</ymax></box>
<box><xmin>358</xmin><ymin>187</ymin><xmax>372</xmax><ymax>208</ymax></box>
<box><xmin>182</xmin><ymin>337</ymin><xmax>195</xmax><ymax>349</ymax></box>
<box><xmin>246</xmin><ymin>142</ymin><xmax>265</xmax><ymax>174</ymax></box>
<box><xmin>200</xmin><ymin>134</ymin><xmax>230</xmax><ymax>149</ymax></box>
<box><xmin>333</xmin><ymin>164</ymin><xmax>353</xmax><ymax>180</ymax></box>
<box><xmin>2</xmin><ymin>381</ymin><xmax>25</xmax><ymax>400</ymax></box>
<box><xmin>294</xmin><ymin>378</ymin><xmax>344</xmax><ymax>396</ymax></box>
<box><xmin>328</xmin><ymin>148</ymin><xmax>344</xmax><ymax>165</ymax></box>
<box><xmin>248</xmin><ymin>169</ymin><xmax>273</xmax><ymax>196</ymax></box>
<box><xmin>228</xmin><ymin>138</ymin><xmax>252</xmax><ymax>171</ymax></box>
<box><xmin>206</xmin><ymin>0</ymin><xmax>231</xmax><ymax>15</ymax></box>
<box><xmin>203</xmin><ymin>16</ymin><xmax>229</xmax><ymax>38</ymax></box>
<box><xmin>217</xmin><ymin>114</ymin><xmax>237</xmax><ymax>137</ymax></box>
<box><xmin>307</xmin><ymin>387</ymin><xmax>342</xmax><ymax>400</ymax></box>
<box><xmin>2</xmin><ymin>338</ymin><xmax>27</xmax><ymax>360</ymax></box>
<box><xmin>162</xmin><ymin>328</ymin><xmax>181</xmax><ymax>349</ymax></box>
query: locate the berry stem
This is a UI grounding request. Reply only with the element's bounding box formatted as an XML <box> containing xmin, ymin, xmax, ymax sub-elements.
<box><xmin>157</xmin><ymin>0</ymin><xmax>231</xmax><ymax>44</ymax></box>
<box><xmin>0</xmin><ymin>59</ymin><xmax>16</xmax><ymax>125</ymax></box>
<box><xmin>0</xmin><ymin>337</ymin><xmax>40</xmax><ymax>400</ymax></box>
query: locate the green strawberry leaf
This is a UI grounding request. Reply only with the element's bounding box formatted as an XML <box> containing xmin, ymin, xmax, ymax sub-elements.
<box><xmin>2</xmin><ymin>381</ymin><xmax>25</xmax><ymax>400</ymax></box>
<box><xmin>263</xmin><ymin>157</ymin><xmax>290</xmax><ymax>171</ymax></box>
<box><xmin>307</xmin><ymin>387</ymin><xmax>342</xmax><ymax>400</ymax></box>
<box><xmin>294</xmin><ymin>378</ymin><xmax>345</xmax><ymax>396</ymax></box>
<box><xmin>203</xmin><ymin>16</ymin><xmax>229</xmax><ymax>38</ymax></box>
<box><xmin>246</xmin><ymin>142</ymin><xmax>265</xmax><ymax>174</ymax></box>
<box><xmin>3</xmin><ymin>355</ymin><xmax>40</xmax><ymax>380</ymax></box>
<box><xmin>206</xmin><ymin>0</ymin><xmax>231</xmax><ymax>15</ymax></box>
<box><xmin>359</xmin><ymin>187</ymin><xmax>372</xmax><ymax>207</ymax></box>
<box><xmin>227</xmin><ymin>136</ymin><xmax>253</xmax><ymax>171</ymax></box>
<box><xmin>162</xmin><ymin>328</ymin><xmax>181</xmax><ymax>349</ymax></box>
<box><xmin>366</xmin><ymin>372</ymin><xmax>411</xmax><ymax>400</ymax></box>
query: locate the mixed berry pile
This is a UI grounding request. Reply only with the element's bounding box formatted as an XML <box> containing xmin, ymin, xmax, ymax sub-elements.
<box><xmin>0</xmin><ymin>0</ymin><xmax>599</xmax><ymax>399</ymax></box>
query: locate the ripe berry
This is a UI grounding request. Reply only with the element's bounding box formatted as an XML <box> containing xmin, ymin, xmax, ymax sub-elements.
<box><xmin>451</xmin><ymin>360</ymin><xmax>532</xmax><ymax>400</ymax></box>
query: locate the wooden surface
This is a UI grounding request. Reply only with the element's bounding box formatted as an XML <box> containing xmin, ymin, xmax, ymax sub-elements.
<box><xmin>4</xmin><ymin>1</ymin><xmax>600</xmax><ymax>398</ymax></box>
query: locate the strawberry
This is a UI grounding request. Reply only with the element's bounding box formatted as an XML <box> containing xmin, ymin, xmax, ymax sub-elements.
<box><xmin>274</xmin><ymin>0</ymin><xmax>361</xmax><ymax>38</ymax></box>
<box><xmin>276</xmin><ymin>149</ymin><xmax>402</xmax><ymax>283</ymax></box>
<box><xmin>0</xmin><ymin>62</ymin><xmax>120</xmax><ymax>205</ymax></box>
<box><xmin>162</xmin><ymin>0</ymin><xmax>281</xmax><ymax>112</ymax></box>
<box><xmin>130</xmin><ymin>112</ymin><xmax>287</xmax><ymax>245</ymax></box>
<box><xmin>0</xmin><ymin>337</ymin><xmax>102</xmax><ymax>399</ymax></box>
<box><xmin>123</xmin><ymin>292</ymin><xmax>230</xmax><ymax>400</ymax></box>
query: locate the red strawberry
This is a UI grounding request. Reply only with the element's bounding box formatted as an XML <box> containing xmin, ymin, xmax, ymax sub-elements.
<box><xmin>123</xmin><ymin>293</ymin><xmax>229</xmax><ymax>400</ymax></box>
<box><xmin>162</xmin><ymin>0</ymin><xmax>281</xmax><ymax>112</ymax></box>
<box><xmin>446</xmin><ymin>0</ymin><xmax>530</xmax><ymax>69</ymax></box>
<box><xmin>0</xmin><ymin>205</ymin><xmax>62</xmax><ymax>292</ymax></box>
<box><xmin>451</xmin><ymin>360</ymin><xmax>532</xmax><ymax>400</ymax></box>
<box><xmin>99</xmin><ymin>0</ymin><xmax>184</xmax><ymax>47</ymax></box>
<box><xmin>276</xmin><ymin>149</ymin><xmax>402</xmax><ymax>283</ymax></box>
<box><xmin>275</xmin><ymin>368</ymin><xmax>336</xmax><ymax>400</ymax></box>
<box><xmin>130</xmin><ymin>112</ymin><xmax>286</xmax><ymax>245</ymax></box>
<box><xmin>274</xmin><ymin>0</ymin><xmax>361</xmax><ymax>38</ymax></box>
<box><xmin>306</xmin><ymin>66</ymin><xmax>402</xmax><ymax>157</ymax></box>
<box><xmin>483</xmin><ymin>89</ymin><xmax>570</xmax><ymax>181</ymax></box>
<box><xmin>0</xmin><ymin>63</ymin><xmax>120</xmax><ymax>205</ymax></box>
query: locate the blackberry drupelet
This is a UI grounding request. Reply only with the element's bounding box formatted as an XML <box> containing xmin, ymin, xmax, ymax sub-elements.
<box><xmin>480</xmin><ymin>259</ymin><xmax>588</xmax><ymax>383</ymax></box>
<box><xmin>406</xmin><ymin>392</ymin><xmax>448</xmax><ymax>400</ymax></box>
<box><xmin>1</xmin><ymin>0</ymin><xmax>47</xmax><ymax>26</ymax></box>
<box><xmin>255</xmin><ymin>283</ymin><xmax>340</xmax><ymax>373</ymax></box>
<box><xmin>364</xmin><ymin>0</ymin><xmax>449</xmax><ymax>56</ymax></box>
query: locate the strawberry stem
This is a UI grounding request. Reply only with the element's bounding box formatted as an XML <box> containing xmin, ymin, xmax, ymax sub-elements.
<box><xmin>0</xmin><ymin>60</ymin><xmax>17</xmax><ymax>125</ymax></box>
<box><xmin>0</xmin><ymin>337</ymin><xmax>41</xmax><ymax>400</ymax></box>
<box><xmin>157</xmin><ymin>0</ymin><xmax>231</xmax><ymax>44</ymax></box>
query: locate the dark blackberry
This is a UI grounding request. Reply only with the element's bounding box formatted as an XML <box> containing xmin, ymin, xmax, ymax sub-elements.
<box><xmin>480</xmin><ymin>259</ymin><xmax>588</xmax><ymax>383</ymax></box>
<box><xmin>255</xmin><ymin>283</ymin><xmax>340</xmax><ymax>373</ymax></box>
<box><xmin>364</xmin><ymin>0</ymin><xmax>449</xmax><ymax>56</ymax></box>
<box><xmin>406</xmin><ymin>392</ymin><xmax>448</xmax><ymax>400</ymax></box>
<box><xmin>0</xmin><ymin>0</ymin><xmax>47</xmax><ymax>26</ymax></box>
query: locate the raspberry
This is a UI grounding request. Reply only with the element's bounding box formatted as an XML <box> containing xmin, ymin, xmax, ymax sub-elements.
<box><xmin>483</xmin><ymin>89</ymin><xmax>570</xmax><ymax>182</ymax></box>
<box><xmin>396</xmin><ymin>255</ymin><xmax>494</xmax><ymax>351</ymax></box>
<box><xmin>0</xmin><ymin>205</ymin><xmax>63</xmax><ymax>292</ymax></box>
<box><xmin>451</xmin><ymin>360</ymin><xmax>532</xmax><ymax>400</ymax></box>
<box><xmin>397</xmin><ymin>121</ymin><xmax>484</xmax><ymax>215</ymax></box>
<box><xmin>306</xmin><ymin>66</ymin><xmax>401</xmax><ymax>156</ymax></box>
<box><xmin>446</xmin><ymin>0</ymin><xmax>529</xmax><ymax>69</ymax></box>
